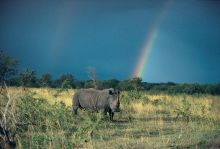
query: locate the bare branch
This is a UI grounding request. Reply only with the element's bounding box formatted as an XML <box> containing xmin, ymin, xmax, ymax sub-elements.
<box><xmin>2</xmin><ymin>81</ymin><xmax>13</xmax><ymax>129</ymax></box>
<box><xmin>0</xmin><ymin>81</ymin><xmax>17</xmax><ymax>148</ymax></box>
<box><xmin>87</xmin><ymin>66</ymin><xmax>97</xmax><ymax>89</ymax></box>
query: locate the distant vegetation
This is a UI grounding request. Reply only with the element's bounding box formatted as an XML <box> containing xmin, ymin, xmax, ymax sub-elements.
<box><xmin>6</xmin><ymin>74</ymin><xmax>220</xmax><ymax>95</ymax></box>
<box><xmin>1</xmin><ymin>50</ymin><xmax>220</xmax><ymax>95</ymax></box>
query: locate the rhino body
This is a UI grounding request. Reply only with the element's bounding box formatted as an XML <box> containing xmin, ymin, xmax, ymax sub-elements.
<box><xmin>72</xmin><ymin>88</ymin><xmax>120</xmax><ymax>121</ymax></box>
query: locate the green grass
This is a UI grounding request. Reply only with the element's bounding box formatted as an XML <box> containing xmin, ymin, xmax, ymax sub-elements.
<box><xmin>1</xmin><ymin>87</ymin><xmax>220</xmax><ymax>148</ymax></box>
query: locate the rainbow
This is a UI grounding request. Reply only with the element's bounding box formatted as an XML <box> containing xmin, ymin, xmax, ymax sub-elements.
<box><xmin>132</xmin><ymin>28</ymin><xmax>158</xmax><ymax>78</ymax></box>
<box><xmin>132</xmin><ymin>0</ymin><xmax>171</xmax><ymax>79</ymax></box>
<box><xmin>50</xmin><ymin>1</ymin><xmax>75</xmax><ymax>64</ymax></box>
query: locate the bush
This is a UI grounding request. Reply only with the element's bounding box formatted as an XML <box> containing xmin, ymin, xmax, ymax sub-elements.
<box><xmin>16</xmin><ymin>92</ymin><xmax>73</xmax><ymax>132</ymax></box>
<box><xmin>14</xmin><ymin>92</ymin><xmax>109</xmax><ymax>148</ymax></box>
<box><xmin>174</xmin><ymin>96</ymin><xmax>191</xmax><ymax>122</ymax></box>
<box><xmin>14</xmin><ymin>93</ymin><xmax>76</xmax><ymax>147</ymax></box>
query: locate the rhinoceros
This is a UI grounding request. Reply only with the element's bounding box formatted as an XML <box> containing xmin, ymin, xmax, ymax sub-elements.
<box><xmin>72</xmin><ymin>88</ymin><xmax>120</xmax><ymax>121</ymax></box>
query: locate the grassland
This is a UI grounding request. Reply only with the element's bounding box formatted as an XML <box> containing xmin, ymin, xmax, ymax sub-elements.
<box><xmin>1</xmin><ymin>87</ymin><xmax>220</xmax><ymax>148</ymax></box>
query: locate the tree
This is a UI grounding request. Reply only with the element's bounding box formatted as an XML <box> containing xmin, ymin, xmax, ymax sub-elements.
<box><xmin>39</xmin><ymin>73</ymin><xmax>52</xmax><ymax>87</ymax></box>
<box><xmin>59</xmin><ymin>74</ymin><xmax>75</xmax><ymax>89</ymax></box>
<box><xmin>205</xmin><ymin>84</ymin><xmax>220</xmax><ymax>95</ymax></box>
<box><xmin>118</xmin><ymin>80</ymin><xmax>133</xmax><ymax>91</ymax></box>
<box><xmin>0</xmin><ymin>50</ymin><xmax>17</xmax><ymax>93</ymax></box>
<box><xmin>108</xmin><ymin>79</ymin><xmax>119</xmax><ymax>88</ymax></box>
<box><xmin>96</xmin><ymin>80</ymin><xmax>104</xmax><ymax>89</ymax></box>
<box><xmin>102</xmin><ymin>79</ymin><xmax>119</xmax><ymax>89</ymax></box>
<box><xmin>74</xmin><ymin>80</ymin><xmax>85</xmax><ymax>89</ymax></box>
<box><xmin>87</xmin><ymin>66</ymin><xmax>97</xmax><ymax>89</ymax></box>
<box><xmin>6</xmin><ymin>77</ymin><xmax>20</xmax><ymax>86</ymax></box>
<box><xmin>84</xmin><ymin>80</ymin><xmax>94</xmax><ymax>88</ymax></box>
<box><xmin>130</xmin><ymin>77</ymin><xmax>142</xmax><ymax>91</ymax></box>
<box><xmin>19</xmin><ymin>69</ymin><xmax>37</xmax><ymax>89</ymax></box>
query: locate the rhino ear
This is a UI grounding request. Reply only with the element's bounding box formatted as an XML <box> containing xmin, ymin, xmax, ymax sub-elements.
<box><xmin>109</xmin><ymin>90</ymin><xmax>114</xmax><ymax>95</ymax></box>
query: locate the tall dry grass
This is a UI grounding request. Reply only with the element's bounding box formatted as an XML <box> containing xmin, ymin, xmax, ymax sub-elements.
<box><xmin>0</xmin><ymin>87</ymin><xmax>219</xmax><ymax>148</ymax></box>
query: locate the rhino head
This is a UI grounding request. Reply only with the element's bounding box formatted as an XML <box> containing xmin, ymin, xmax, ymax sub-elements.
<box><xmin>108</xmin><ymin>88</ymin><xmax>120</xmax><ymax>112</ymax></box>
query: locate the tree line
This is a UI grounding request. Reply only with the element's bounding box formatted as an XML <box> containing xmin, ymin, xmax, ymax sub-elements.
<box><xmin>1</xmin><ymin>50</ymin><xmax>220</xmax><ymax>95</ymax></box>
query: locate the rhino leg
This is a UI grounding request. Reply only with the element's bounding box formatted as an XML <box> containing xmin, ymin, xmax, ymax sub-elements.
<box><xmin>103</xmin><ymin>109</ymin><xmax>107</xmax><ymax>116</ymax></box>
<box><xmin>73</xmin><ymin>101</ymin><xmax>79</xmax><ymax>115</ymax></box>
<box><xmin>73</xmin><ymin>106</ymin><xmax>78</xmax><ymax>115</ymax></box>
<box><xmin>109</xmin><ymin>110</ymin><xmax>114</xmax><ymax>121</ymax></box>
<box><xmin>73</xmin><ymin>95</ymin><xmax>80</xmax><ymax>115</ymax></box>
<box><xmin>111</xmin><ymin>112</ymin><xmax>114</xmax><ymax>121</ymax></box>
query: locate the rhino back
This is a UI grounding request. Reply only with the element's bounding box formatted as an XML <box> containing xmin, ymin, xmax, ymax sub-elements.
<box><xmin>77</xmin><ymin>89</ymin><xmax>109</xmax><ymax>109</ymax></box>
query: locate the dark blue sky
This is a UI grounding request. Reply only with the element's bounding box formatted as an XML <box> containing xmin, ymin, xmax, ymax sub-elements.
<box><xmin>1</xmin><ymin>0</ymin><xmax>220</xmax><ymax>83</ymax></box>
